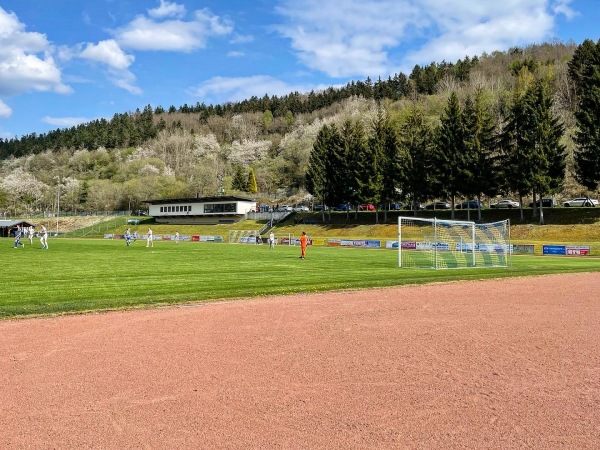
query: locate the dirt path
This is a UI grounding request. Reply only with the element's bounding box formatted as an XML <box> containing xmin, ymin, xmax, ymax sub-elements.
<box><xmin>1</xmin><ymin>273</ymin><xmax>599</xmax><ymax>449</ymax></box>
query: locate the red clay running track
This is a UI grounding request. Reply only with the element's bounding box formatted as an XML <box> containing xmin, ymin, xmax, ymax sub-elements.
<box><xmin>1</xmin><ymin>273</ymin><xmax>599</xmax><ymax>449</ymax></box>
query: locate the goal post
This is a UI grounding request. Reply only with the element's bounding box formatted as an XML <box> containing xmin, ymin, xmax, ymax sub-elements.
<box><xmin>398</xmin><ymin>217</ymin><xmax>510</xmax><ymax>269</ymax></box>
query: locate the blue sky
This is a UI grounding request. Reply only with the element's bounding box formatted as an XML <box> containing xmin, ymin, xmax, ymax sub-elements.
<box><xmin>0</xmin><ymin>0</ymin><xmax>598</xmax><ymax>140</ymax></box>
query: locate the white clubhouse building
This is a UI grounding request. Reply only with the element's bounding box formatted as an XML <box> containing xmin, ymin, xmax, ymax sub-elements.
<box><xmin>144</xmin><ymin>196</ymin><xmax>257</xmax><ymax>224</ymax></box>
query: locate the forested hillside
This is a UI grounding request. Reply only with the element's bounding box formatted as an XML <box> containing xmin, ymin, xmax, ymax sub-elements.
<box><xmin>1</xmin><ymin>40</ymin><xmax>599</xmax><ymax>219</ymax></box>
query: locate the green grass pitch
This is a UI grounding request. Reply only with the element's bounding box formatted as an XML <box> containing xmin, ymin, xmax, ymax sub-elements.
<box><xmin>2</xmin><ymin>239</ymin><xmax>600</xmax><ymax>319</ymax></box>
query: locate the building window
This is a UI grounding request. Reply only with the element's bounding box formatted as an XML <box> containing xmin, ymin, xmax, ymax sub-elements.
<box><xmin>176</xmin><ymin>206</ymin><xmax>180</xmax><ymax>212</ymax></box>
<box><xmin>160</xmin><ymin>206</ymin><xmax>164</xmax><ymax>212</ymax></box>
<box><xmin>204</xmin><ymin>203</ymin><xmax>236</xmax><ymax>213</ymax></box>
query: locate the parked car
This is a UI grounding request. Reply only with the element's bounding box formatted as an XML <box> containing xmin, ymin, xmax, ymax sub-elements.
<box><xmin>276</xmin><ymin>205</ymin><xmax>293</xmax><ymax>212</ymax></box>
<box><xmin>293</xmin><ymin>205</ymin><xmax>310</xmax><ymax>212</ymax></box>
<box><xmin>333</xmin><ymin>203</ymin><xmax>353</xmax><ymax>211</ymax></box>
<box><xmin>313</xmin><ymin>204</ymin><xmax>329</xmax><ymax>211</ymax></box>
<box><xmin>528</xmin><ymin>198</ymin><xmax>557</xmax><ymax>208</ymax></box>
<box><xmin>358</xmin><ymin>203</ymin><xmax>375</xmax><ymax>211</ymax></box>
<box><xmin>456</xmin><ymin>200</ymin><xmax>483</xmax><ymax>210</ymax></box>
<box><xmin>562</xmin><ymin>197</ymin><xmax>598</xmax><ymax>207</ymax></box>
<box><xmin>425</xmin><ymin>202</ymin><xmax>451</xmax><ymax>210</ymax></box>
<box><xmin>403</xmin><ymin>202</ymin><xmax>425</xmax><ymax>210</ymax></box>
<box><xmin>490</xmin><ymin>199</ymin><xmax>519</xmax><ymax>209</ymax></box>
<box><xmin>133</xmin><ymin>210</ymin><xmax>148</xmax><ymax>216</ymax></box>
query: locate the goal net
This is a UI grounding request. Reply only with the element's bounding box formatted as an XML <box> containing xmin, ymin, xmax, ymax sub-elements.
<box><xmin>398</xmin><ymin>217</ymin><xmax>510</xmax><ymax>269</ymax></box>
<box><xmin>228</xmin><ymin>230</ymin><xmax>260</xmax><ymax>244</ymax></box>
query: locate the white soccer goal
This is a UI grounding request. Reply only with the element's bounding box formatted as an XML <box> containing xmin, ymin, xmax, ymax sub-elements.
<box><xmin>398</xmin><ymin>217</ymin><xmax>510</xmax><ymax>269</ymax></box>
<box><xmin>228</xmin><ymin>230</ymin><xmax>260</xmax><ymax>244</ymax></box>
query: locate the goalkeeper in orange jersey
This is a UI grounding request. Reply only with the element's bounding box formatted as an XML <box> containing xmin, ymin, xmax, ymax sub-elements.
<box><xmin>299</xmin><ymin>231</ymin><xmax>308</xmax><ymax>259</ymax></box>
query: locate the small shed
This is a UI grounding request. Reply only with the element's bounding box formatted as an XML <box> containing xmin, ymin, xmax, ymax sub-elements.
<box><xmin>0</xmin><ymin>220</ymin><xmax>35</xmax><ymax>238</ymax></box>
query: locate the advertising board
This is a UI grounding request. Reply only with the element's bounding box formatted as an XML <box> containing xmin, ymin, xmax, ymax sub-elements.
<box><xmin>542</xmin><ymin>245</ymin><xmax>566</xmax><ymax>255</ymax></box>
<box><xmin>566</xmin><ymin>246</ymin><xmax>590</xmax><ymax>256</ymax></box>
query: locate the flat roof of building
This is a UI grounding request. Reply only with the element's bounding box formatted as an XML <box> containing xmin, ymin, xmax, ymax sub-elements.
<box><xmin>0</xmin><ymin>220</ymin><xmax>35</xmax><ymax>228</ymax></box>
<box><xmin>144</xmin><ymin>196</ymin><xmax>255</xmax><ymax>205</ymax></box>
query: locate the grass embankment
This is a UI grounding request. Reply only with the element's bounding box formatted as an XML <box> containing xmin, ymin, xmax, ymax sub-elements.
<box><xmin>105</xmin><ymin>219</ymin><xmax>269</xmax><ymax>240</ymax></box>
<box><xmin>29</xmin><ymin>216</ymin><xmax>269</xmax><ymax>240</ymax></box>
<box><xmin>2</xmin><ymin>239</ymin><xmax>600</xmax><ymax>319</ymax></box>
<box><xmin>275</xmin><ymin>208</ymin><xmax>600</xmax><ymax>252</ymax></box>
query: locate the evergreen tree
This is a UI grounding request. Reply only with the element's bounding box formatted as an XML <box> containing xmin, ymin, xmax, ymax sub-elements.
<box><xmin>340</xmin><ymin>120</ymin><xmax>368</xmax><ymax>219</ymax></box>
<box><xmin>137</xmin><ymin>104</ymin><xmax>157</xmax><ymax>141</ymax></box>
<box><xmin>463</xmin><ymin>89</ymin><xmax>499</xmax><ymax>221</ymax></box>
<box><xmin>435</xmin><ymin>92</ymin><xmax>469</xmax><ymax>218</ymax></box>
<box><xmin>78</xmin><ymin>180</ymin><xmax>89</xmax><ymax>207</ymax></box>
<box><xmin>569</xmin><ymin>39</ymin><xmax>600</xmax><ymax>192</ymax></box>
<box><xmin>500</xmin><ymin>89</ymin><xmax>535</xmax><ymax>220</ymax></box>
<box><xmin>231</xmin><ymin>165</ymin><xmax>248</xmax><ymax>192</ymax></box>
<box><xmin>527</xmin><ymin>79</ymin><xmax>566</xmax><ymax>224</ymax></box>
<box><xmin>500</xmin><ymin>79</ymin><xmax>566</xmax><ymax>223</ymax></box>
<box><xmin>365</xmin><ymin>109</ymin><xmax>389</xmax><ymax>223</ymax></box>
<box><xmin>377</xmin><ymin>111</ymin><xmax>401</xmax><ymax>221</ymax></box>
<box><xmin>306</xmin><ymin>124</ymin><xmax>343</xmax><ymax>220</ymax></box>
<box><xmin>305</xmin><ymin>128</ymin><xmax>328</xmax><ymax>205</ymax></box>
<box><xmin>398</xmin><ymin>107</ymin><xmax>434</xmax><ymax>216</ymax></box>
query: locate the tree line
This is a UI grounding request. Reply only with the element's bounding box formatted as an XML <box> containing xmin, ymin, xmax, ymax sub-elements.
<box><xmin>306</xmin><ymin>39</ymin><xmax>600</xmax><ymax>224</ymax></box>
<box><xmin>0</xmin><ymin>55</ymin><xmax>485</xmax><ymax>158</ymax></box>
<box><xmin>1</xmin><ymin>40</ymin><xmax>598</xmax><ymax>219</ymax></box>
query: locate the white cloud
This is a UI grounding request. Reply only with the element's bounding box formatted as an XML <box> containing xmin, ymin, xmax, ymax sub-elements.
<box><xmin>274</xmin><ymin>0</ymin><xmax>576</xmax><ymax>78</ymax></box>
<box><xmin>227</xmin><ymin>51</ymin><xmax>245</xmax><ymax>58</ymax></box>
<box><xmin>42</xmin><ymin>116</ymin><xmax>94</xmax><ymax>127</ymax></box>
<box><xmin>188</xmin><ymin>75</ymin><xmax>321</xmax><ymax>104</ymax></box>
<box><xmin>77</xmin><ymin>39</ymin><xmax>140</xmax><ymax>94</ymax></box>
<box><xmin>79</xmin><ymin>39</ymin><xmax>134</xmax><ymax>70</ymax></box>
<box><xmin>57</xmin><ymin>4</ymin><xmax>234</xmax><ymax>94</ymax></box>
<box><xmin>0</xmin><ymin>99</ymin><xmax>12</xmax><ymax>117</ymax></box>
<box><xmin>552</xmin><ymin>0</ymin><xmax>576</xmax><ymax>19</ymax></box>
<box><xmin>230</xmin><ymin>34</ymin><xmax>254</xmax><ymax>44</ymax></box>
<box><xmin>274</xmin><ymin>0</ymin><xmax>420</xmax><ymax>77</ymax></box>
<box><xmin>148</xmin><ymin>0</ymin><xmax>186</xmax><ymax>19</ymax></box>
<box><xmin>400</xmin><ymin>0</ymin><xmax>576</xmax><ymax>70</ymax></box>
<box><xmin>114</xmin><ymin>8</ymin><xmax>233</xmax><ymax>52</ymax></box>
<box><xmin>0</xmin><ymin>7</ymin><xmax>71</xmax><ymax>96</ymax></box>
<box><xmin>108</xmin><ymin>68</ymin><xmax>142</xmax><ymax>95</ymax></box>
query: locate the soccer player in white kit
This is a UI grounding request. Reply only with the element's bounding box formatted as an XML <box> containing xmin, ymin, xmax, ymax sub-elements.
<box><xmin>40</xmin><ymin>225</ymin><xmax>48</xmax><ymax>249</ymax></box>
<box><xmin>146</xmin><ymin>228</ymin><xmax>153</xmax><ymax>247</ymax></box>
